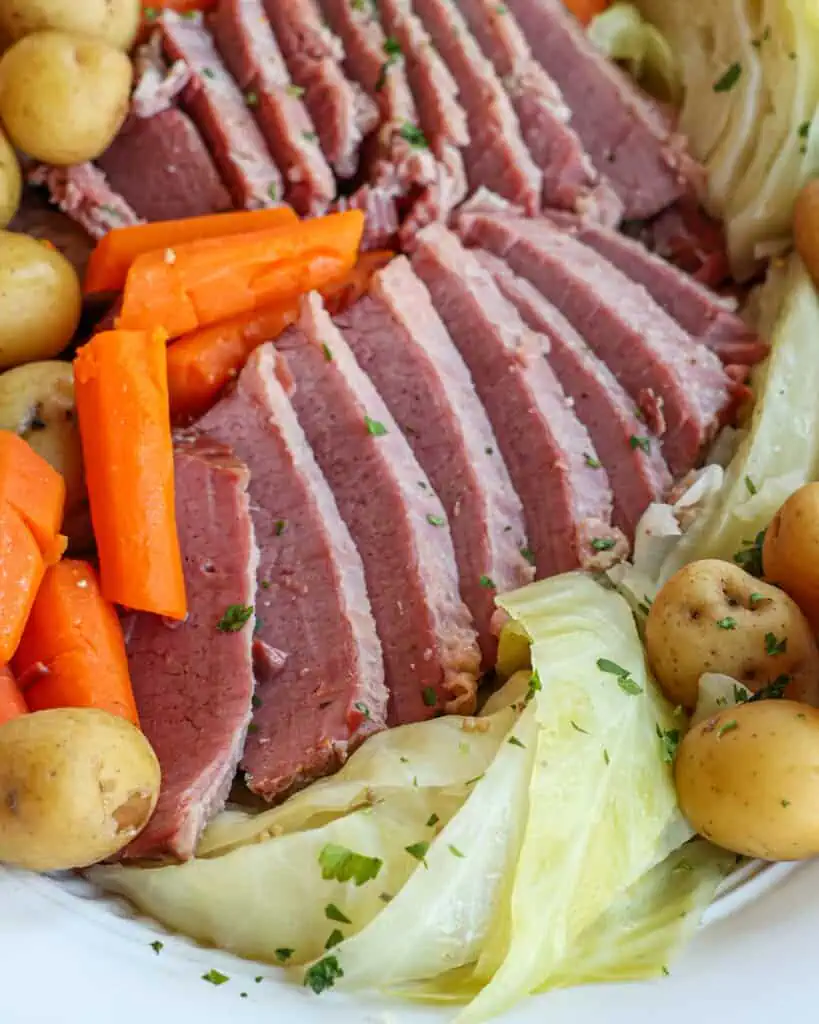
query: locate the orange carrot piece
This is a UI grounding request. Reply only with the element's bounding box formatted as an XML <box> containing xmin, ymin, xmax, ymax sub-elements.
<box><xmin>84</xmin><ymin>206</ymin><xmax>298</xmax><ymax>296</ymax></box>
<box><xmin>562</xmin><ymin>0</ymin><xmax>609</xmax><ymax>25</ymax></box>
<box><xmin>322</xmin><ymin>250</ymin><xmax>394</xmax><ymax>316</ymax></box>
<box><xmin>119</xmin><ymin>210</ymin><xmax>365</xmax><ymax>339</ymax></box>
<box><xmin>0</xmin><ymin>666</ymin><xmax>27</xmax><ymax>725</ymax></box>
<box><xmin>14</xmin><ymin>560</ymin><xmax>139</xmax><ymax>725</ymax></box>
<box><xmin>0</xmin><ymin>503</ymin><xmax>45</xmax><ymax>663</ymax></box>
<box><xmin>74</xmin><ymin>329</ymin><xmax>187</xmax><ymax>619</ymax></box>
<box><xmin>0</xmin><ymin>431</ymin><xmax>65</xmax><ymax>555</ymax></box>
<box><xmin>167</xmin><ymin>302</ymin><xmax>300</xmax><ymax>422</ymax></box>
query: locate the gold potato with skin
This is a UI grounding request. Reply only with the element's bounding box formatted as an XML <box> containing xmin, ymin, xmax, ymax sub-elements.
<box><xmin>794</xmin><ymin>179</ymin><xmax>819</xmax><ymax>292</ymax></box>
<box><xmin>0</xmin><ymin>708</ymin><xmax>161</xmax><ymax>871</ymax></box>
<box><xmin>0</xmin><ymin>0</ymin><xmax>141</xmax><ymax>52</ymax></box>
<box><xmin>763</xmin><ymin>483</ymin><xmax>819</xmax><ymax>631</ymax></box>
<box><xmin>645</xmin><ymin>559</ymin><xmax>819</xmax><ymax>708</ymax></box>
<box><xmin>0</xmin><ymin>31</ymin><xmax>133</xmax><ymax>165</ymax></box>
<box><xmin>675</xmin><ymin>700</ymin><xmax>819</xmax><ymax>861</ymax></box>
<box><xmin>0</xmin><ymin>130</ymin><xmax>20</xmax><ymax>228</ymax></box>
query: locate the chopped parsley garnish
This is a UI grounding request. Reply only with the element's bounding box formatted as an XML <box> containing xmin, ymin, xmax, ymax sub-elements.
<box><xmin>525</xmin><ymin>668</ymin><xmax>542</xmax><ymax>705</ymax></box>
<box><xmin>508</xmin><ymin>735</ymin><xmax>526</xmax><ymax>748</ymax></box>
<box><xmin>584</xmin><ymin>453</ymin><xmax>602</xmax><ymax>469</ymax></box>
<box><xmin>383</xmin><ymin>36</ymin><xmax>402</xmax><ymax>58</ymax></box>
<box><xmin>597</xmin><ymin>657</ymin><xmax>642</xmax><ymax>694</ymax></box>
<box><xmin>150</xmin><ymin>941</ymin><xmax>164</xmax><ymax>954</ymax></box>
<box><xmin>274</xmin><ymin>949</ymin><xmax>293</xmax><ymax>964</ymax></box>
<box><xmin>353</xmin><ymin>701</ymin><xmax>370</xmax><ymax>719</ymax></box>
<box><xmin>422</xmin><ymin>686</ymin><xmax>438</xmax><ymax>706</ymax></box>
<box><xmin>251</xmin><ymin>695</ymin><xmax>263</xmax><ymax>709</ymax></box>
<box><xmin>325</xmin><ymin>903</ymin><xmax>351</xmax><ymax>924</ymax></box>
<box><xmin>733</xmin><ymin>529</ymin><xmax>766</xmax><ymax>577</ymax></box>
<box><xmin>379</xmin><ymin>892</ymin><xmax>393</xmax><ymax>902</ymax></box>
<box><xmin>479</xmin><ymin>574</ymin><xmax>496</xmax><ymax>589</ymax></box>
<box><xmin>304</xmin><ymin>956</ymin><xmax>343</xmax><ymax>994</ymax></box>
<box><xmin>496</xmin><ymin>2</ymin><xmax>508</xmax><ymax>10</ymax></box>
<box><xmin>485</xmin><ymin>445</ymin><xmax>494</xmax><ymax>455</ymax></box>
<box><xmin>399</xmin><ymin>123</ymin><xmax>429</xmax><ymax>148</ymax></box>
<box><xmin>765</xmin><ymin>632</ymin><xmax>787</xmax><ymax>656</ymax></box>
<box><xmin>268</xmin><ymin>183</ymin><xmax>278</xmax><ymax>202</ymax></box>
<box><xmin>405</xmin><ymin>841</ymin><xmax>430</xmax><ymax>864</ymax></box>
<box><xmin>426</xmin><ymin>813</ymin><xmax>440</xmax><ymax>827</ymax></box>
<box><xmin>448</xmin><ymin>844</ymin><xmax>465</xmax><ymax>858</ymax></box>
<box><xmin>245</xmin><ymin>91</ymin><xmax>259</xmax><ymax>107</ymax></box>
<box><xmin>426</xmin><ymin>514</ymin><xmax>445</xmax><ymax>527</ymax></box>
<box><xmin>287</xmin><ymin>83</ymin><xmax>306</xmax><ymax>98</ymax></box>
<box><xmin>713</xmin><ymin>62</ymin><xmax>742</xmax><ymax>93</ymax></box>
<box><xmin>749</xmin><ymin>592</ymin><xmax>765</xmax><ymax>608</ymax></box>
<box><xmin>617</xmin><ymin>675</ymin><xmax>643</xmax><ymax>696</ymax></box>
<box><xmin>782</xmin><ymin>798</ymin><xmax>792</xmax><ymax>808</ymax></box>
<box><xmin>603</xmin><ymin>748</ymin><xmax>611</xmax><ymax>765</ymax></box>
<box><xmin>799</xmin><ymin>121</ymin><xmax>811</xmax><ymax>140</ymax></box>
<box><xmin>217</xmin><ymin>604</ymin><xmax>253</xmax><ymax>632</ymax></box>
<box><xmin>629</xmin><ymin>435</ymin><xmax>651</xmax><ymax>453</ymax></box>
<box><xmin>202</xmin><ymin>969</ymin><xmax>230</xmax><ymax>986</ymax></box>
<box><xmin>201</xmin><ymin>67</ymin><xmax>215</xmax><ymax>79</ymax></box>
<box><xmin>520</xmin><ymin>546</ymin><xmax>535</xmax><ymax>566</ymax></box>
<box><xmin>364</xmin><ymin>415</ymin><xmax>387</xmax><ymax>436</ymax></box>
<box><xmin>591</xmin><ymin>537</ymin><xmax>616</xmax><ymax>552</ymax></box>
<box><xmin>375</xmin><ymin>37</ymin><xmax>402</xmax><ymax>90</ymax></box>
<box><xmin>144</xmin><ymin>7</ymin><xmax>158</xmax><ymax>19</ymax></box>
<box><xmin>466</xmin><ymin>773</ymin><xmax>484</xmax><ymax>786</ymax></box>
<box><xmin>716</xmin><ymin>617</ymin><xmax>738</xmax><ymax>630</ymax></box>
<box><xmin>570</xmin><ymin>720</ymin><xmax>589</xmax><ymax>735</ymax></box>
<box><xmin>274</xmin><ymin>519</ymin><xmax>287</xmax><ymax>536</ymax></box>
<box><xmin>746</xmin><ymin>675</ymin><xmax>790</xmax><ymax>702</ymax></box>
<box><xmin>247</xmin><ymin>723</ymin><xmax>259</xmax><ymax>733</ymax></box>
<box><xmin>324</xmin><ymin>929</ymin><xmax>344</xmax><ymax>949</ymax></box>
<box><xmin>255</xmin><ymin>975</ymin><xmax>265</xmax><ymax>982</ymax></box>
<box><xmin>744</xmin><ymin>475</ymin><xmax>758</xmax><ymax>496</ymax></box>
<box><xmin>657</xmin><ymin>727</ymin><xmax>681</xmax><ymax>763</ymax></box>
<box><xmin>302</xmin><ymin>131</ymin><xmax>318</xmax><ymax>143</ymax></box>
<box><xmin>318</xmin><ymin>843</ymin><xmax>383</xmax><ymax>886</ymax></box>
<box><xmin>718</xmin><ymin>720</ymin><xmax>739</xmax><ymax>737</ymax></box>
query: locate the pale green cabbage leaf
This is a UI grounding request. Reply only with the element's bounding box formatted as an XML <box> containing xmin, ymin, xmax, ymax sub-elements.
<box><xmin>588</xmin><ymin>3</ymin><xmax>683</xmax><ymax>103</ymax></box>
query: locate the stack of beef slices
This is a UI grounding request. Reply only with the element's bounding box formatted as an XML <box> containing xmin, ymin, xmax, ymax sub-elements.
<box><xmin>121</xmin><ymin>210</ymin><xmax>760</xmax><ymax>862</ymax></box>
<box><xmin>30</xmin><ymin>0</ymin><xmax>725</xmax><ymax>269</ymax></box>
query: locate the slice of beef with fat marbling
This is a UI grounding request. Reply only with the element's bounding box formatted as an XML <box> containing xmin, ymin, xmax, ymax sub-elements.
<box><xmin>277</xmin><ymin>293</ymin><xmax>481</xmax><ymax>726</ymax></box>
<box><xmin>335</xmin><ymin>256</ymin><xmax>532</xmax><ymax>668</ymax></box>
<box><xmin>411</xmin><ymin>224</ymin><xmax>627</xmax><ymax>580</ymax></box>
<box><xmin>200</xmin><ymin>344</ymin><xmax>387</xmax><ymax>801</ymax></box>
<box><xmin>121</xmin><ymin>433</ymin><xmax>257</xmax><ymax>861</ymax></box>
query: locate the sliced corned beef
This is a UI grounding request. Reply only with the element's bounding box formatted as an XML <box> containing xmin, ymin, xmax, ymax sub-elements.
<box><xmin>29</xmin><ymin>163</ymin><xmax>142</xmax><ymax>240</ymax></box>
<box><xmin>454</xmin><ymin>0</ymin><xmax>617</xmax><ymax>219</ymax></box>
<box><xmin>132</xmin><ymin>32</ymin><xmax>192</xmax><ymax>119</ymax></box>
<box><xmin>277</xmin><ymin>293</ymin><xmax>481</xmax><ymax>725</ymax></box>
<box><xmin>643</xmin><ymin>198</ymin><xmax>732</xmax><ymax>288</ymax></box>
<box><xmin>475</xmin><ymin>249</ymin><xmax>671</xmax><ymax>537</ymax></box>
<box><xmin>199</xmin><ymin>344</ymin><xmax>387</xmax><ymax>801</ymax></box>
<box><xmin>209</xmin><ymin>0</ymin><xmax>335</xmax><ymax>216</ymax></box>
<box><xmin>411</xmin><ymin>224</ymin><xmax>627</xmax><ymax>579</ymax></box>
<box><xmin>411</xmin><ymin>0</ymin><xmax>541</xmax><ymax>214</ymax></box>
<box><xmin>121</xmin><ymin>433</ymin><xmax>257</xmax><ymax>860</ymax></box>
<box><xmin>263</xmin><ymin>0</ymin><xmax>379</xmax><ymax>179</ymax></box>
<box><xmin>504</xmin><ymin>0</ymin><xmax>701</xmax><ymax>219</ymax></box>
<box><xmin>457</xmin><ymin>211</ymin><xmax>732</xmax><ymax>477</ymax></box>
<box><xmin>10</xmin><ymin>192</ymin><xmax>94</xmax><ymax>278</ymax></box>
<box><xmin>546</xmin><ymin>211</ymin><xmax>768</xmax><ymax>367</ymax></box>
<box><xmin>96</xmin><ymin>109</ymin><xmax>232</xmax><ymax>222</ymax></box>
<box><xmin>160</xmin><ymin>9</ymin><xmax>283</xmax><ymax>208</ymax></box>
<box><xmin>335</xmin><ymin>257</ymin><xmax>532</xmax><ymax>666</ymax></box>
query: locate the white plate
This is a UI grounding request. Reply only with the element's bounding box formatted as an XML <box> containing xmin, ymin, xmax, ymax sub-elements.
<box><xmin>3</xmin><ymin>857</ymin><xmax>817</xmax><ymax>1023</ymax></box>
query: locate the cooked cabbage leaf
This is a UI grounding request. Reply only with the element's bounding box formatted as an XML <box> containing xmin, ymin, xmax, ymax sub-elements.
<box><xmin>588</xmin><ymin>3</ymin><xmax>683</xmax><ymax>103</ymax></box>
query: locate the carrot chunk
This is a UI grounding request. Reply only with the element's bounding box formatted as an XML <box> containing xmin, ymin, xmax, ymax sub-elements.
<box><xmin>0</xmin><ymin>503</ymin><xmax>45</xmax><ymax>663</ymax></box>
<box><xmin>119</xmin><ymin>211</ymin><xmax>365</xmax><ymax>339</ymax></box>
<box><xmin>14</xmin><ymin>560</ymin><xmax>139</xmax><ymax>725</ymax></box>
<box><xmin>74</xmin><ymin>329</ymin><xmax>187</xmax><ymax>619</ymax></box>
<box><xmin>562</xmin><ymin>0</ymin><xmax>610</xmax><ymax>25</ymax></box>
<box><xmin>0</xmin><ymin>666</ymin><xmax>28</xmax><ymax>726</ymax></box>
<box><xmin>84</xmin><ymin>206</ymin><xmax>298</xmax><ymax>295</ymax></box>
<box><xmin>0</xmin><ymin>431</ymin><xmax>65</xmax><ymax>555</ymax></box>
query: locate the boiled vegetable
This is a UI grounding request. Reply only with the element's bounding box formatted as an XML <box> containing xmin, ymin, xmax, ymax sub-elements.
<box><xmin>73</xmin><ymin>329</ymin><xmax>186</xmax><ymax>619</ymax></box>
<box><xmin>118</xmin><ymin>211</ymin><xmax>365</xmax><ymax>339</ymax></box>
<box><xmin>0</xmin><ymin>708</ymin><xmax>160</xmax><ymax>871</ymax></box>
<box><xmin>0</xmin><ymin>130</ymin><xmax>20</xmax><ymax>228</ymax></box>
<box><xmin>13</xmin><ymin>560</ymin><xmax>138</xmax><ymax>725</ymax></box>
<box><xmin>83</xmin><ymin>206</ymin><xmax>299</xmax><ymax>296</ymax></box>
<box><xmin>0</xmin><ymin>0</ymin><xmax>141</xmax><ymax>51</ymax></box>
<box><xmin>763</xmin><ymin>483</ymin><xmax>819</xmax><ymax>629</ymax></box>
<box><xmin>0</xmin><ymin>666</ymin><xmax>26</xmax><ymax>726</ymax></box>
<box><xmin>794</xmin><ymin>179</ymin><xmax>819</xmax><ymax>291</ymax></box>
<box><xmin>588</xmin><ymin>3</ymin><xmax>682</xmax><ymax>103</ymax></box>
<box><xmin>646</xmin><ymin>560</ymin><xmax>819</xmax><ymax>709</ymax></box>
<box><xmin>0</xmin><ymin>231</ymin><xmax>82</xmax><ymax>370</ymax></box>
<box><xmin>0</xmin><ymin>31</ymin><xmax>133</xmax><ymax>165</ymax></box>
<box><xmin>676</xmin><ymin>700</ymin><xmax>819</xmax><ymax>860</ymax></box>
<box><xmin>0</xmin><ymin>362</ymin><xmax>91</xmax><ymax>552</ymax></box>
<box><xmin>142</xmin><ymin>0</ymin><xmax>219</xmax><ymax>18</ymax></box>
<box><xmin>563</xmin><ymin>0</ymin><xmax>610</xmax><ymax>25</ymax></box>
<box><xmin>0</xmin><ymin>502</ymin><xmax>44</xmax><ymax>662</ymax></box>
<box><xmin>0</xmin><ymin>430</ymin><xmax>65</xmax><ymax>556</ymax></box>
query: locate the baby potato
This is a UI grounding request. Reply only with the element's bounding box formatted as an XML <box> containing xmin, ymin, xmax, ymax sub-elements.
<box><xmin>645</xmin><ymin>559</ymin><xmax>819</xmax><ymax>708</ymax></box>
<box><xmin>676</xmin><ymin>700</ymin><xmax>819</xmax><ymax>860</ymax></box>
<box><xmin>0</xmin><ymin>232</ymin><xmax>81</xmax><ymax>369</ymax></box>
<box><xmin>0</xmin><ymin>129</ymin><xmax>20</xmax><ymax>228</ymax></box>
<box><xmin>0</xmin><ymin>361</ymin><xmax>92</xmax><ymax>550</ymax></box>
<box><xmin>0</xmin><ymin>31</ymin><xmax>133</xmax><ymax>165</ymax></box>
<box><xmin>0</xmin><ymin>708</ymin><xmax>160</xmax><ymax>872</ymax></box>
<box><xmin>795</xmin><ymin>179</ymin><xmax>819</xmax><ymax>292</ymax></box>
<box><xmin>0</xmin><ymin>0</ymin><xmax>141</xmax><ymax>52</ymax></box>
<box><xmin>763</xmin><ymin>483</ymin><xmax>819</xmax><ymax>630</ymax></box>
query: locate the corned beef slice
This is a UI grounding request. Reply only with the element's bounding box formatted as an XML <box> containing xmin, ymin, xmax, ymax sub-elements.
<box><xmin>335</xmin><ymin>256</ymin><xmax>532</xmax><ymax>667</ymax></box>
<box><xmin>410</xmin><ymin>0</ymin><xmax>541</xmax><ymax>214</ymax></box>
<box><xmin>455</xmin><ymin>0</ymin><xmax>608</xmax><ymax>217</ymax></box>
<box><xmin>209</xmin><ymin>0</ymin><xmax>335</xmax><ymax>216</ymax></box>
<box><xmin>504</xmin><ymin>0</ymin><xmax>701</xmax><ymax>219</ymax></box>
<box><xmin>411</xmin><ymin>224</ymin><xmax>627</xmax><ymax>580</ymax></box>
<box><xmin>29</xmin><ymin>163</ymin><xmax>141</xmax><ymax>240</ymax></box>
<box><xmin>121</xmin><ymin>433</ymin><xmax>257</xmax><ymax>860</ymax></box>
<box><xmin>200</xmin><ymin>345</ymin><xmax>387</xmax><ymax>801</ymax></box>
<box><xmin>263</xmin><ymin>0</ymin><xmax>379</xmax><ymax>179</ymax></box>
<box><xmin>456</xmin><ymin>211</ymin><xmax>732</xmax><ymax>477</ymax></box>
<box><xmin>160</xmin><ymin>9</ymin><xmax>283</xmax><ymax>208</ymax></box>
<box><xmin>96</xmin><ymin>108</ymin><xmax>232</xmax><ymax>221</ymax></box>
<box><xmin>475</xmin><ymin>248</ymin><xmax>671</xmax><ymax>537</ymax></box>
<box><xmin>546</xmin><ymin>211</ymin><xmax>768</xmax><ymax>366</ymax></box>
<box><xmin>277</xmin><ymin>293</ymin><xmax>481</xmax><ymax>726</ymax></box>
